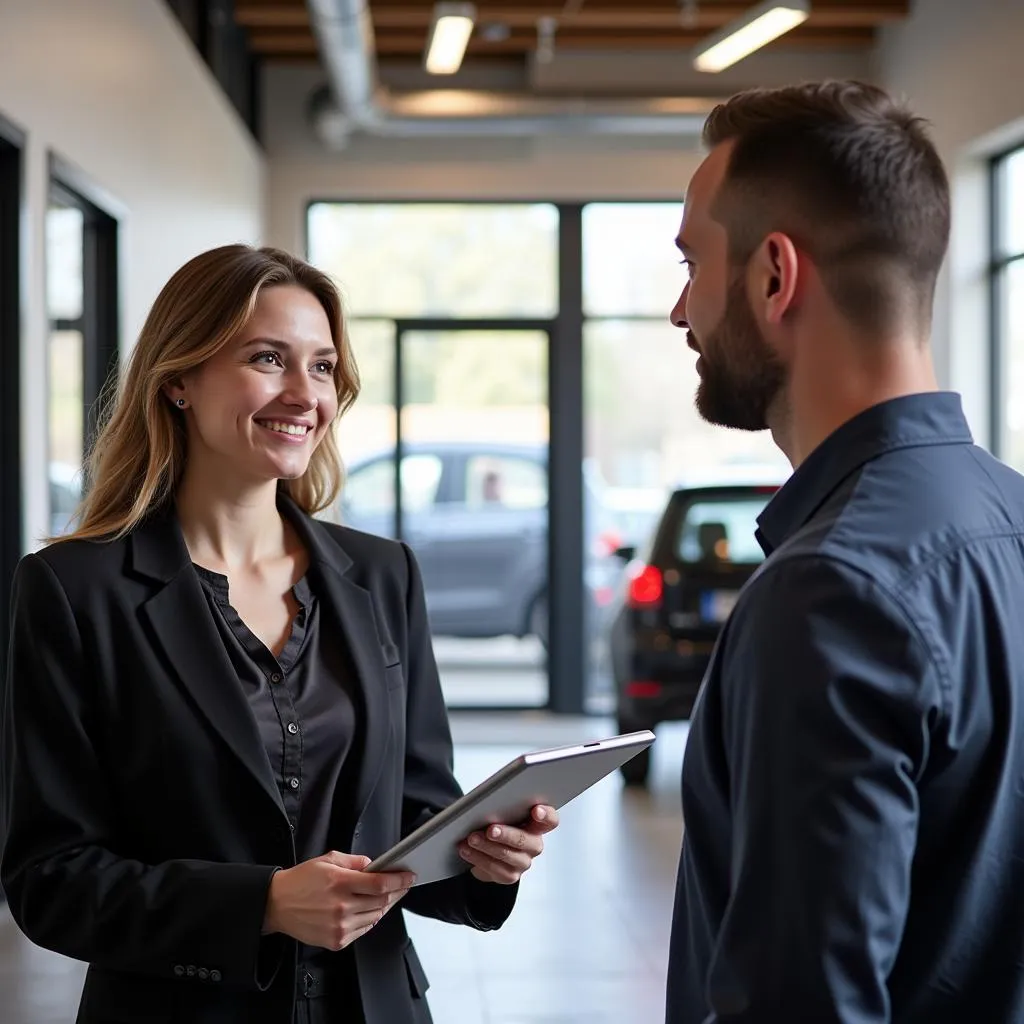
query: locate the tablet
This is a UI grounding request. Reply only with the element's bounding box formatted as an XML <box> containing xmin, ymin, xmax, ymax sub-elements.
<box><xmin>365</xmin><ymin>729</ymin><xmax>655</xmax><ymax>886</ymax></box>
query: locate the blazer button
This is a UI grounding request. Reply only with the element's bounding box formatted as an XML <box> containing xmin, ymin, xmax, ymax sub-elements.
<box><xmin>210</xmin><ymin>970</ymin><xmax>222</xmax><ymax>983</ymax></box>
<box><xmin>198</xmin><ymin>968</ymin><xmax>209</xmax><ymax>981</ymax></box>
<box><xmin>173</xmin><ymin>965</ymin><xmax>185</xmax><ymax>977</ymax></box>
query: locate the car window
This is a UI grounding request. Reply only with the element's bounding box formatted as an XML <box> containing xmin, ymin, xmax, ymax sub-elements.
<box><xmin>343</xmin><ymin>453</ymin><xmax>443</xmax><ymax>517</ymax></box>
<box><xmin>343</xmin><ymin>458</ymin><xmax>395</xmax><ymax>516</ymax></box>
<box><xmin>464</xmin><ymin>455</ymin><xmax>547</xmax><ymax>510</ymax></box>
<box><xmin>401</xmin><ymin>454</ymin><xmax>444</xmax><ymax>511</ymax></box>
<box><xmin>675</xmin><ymin>495</ymin><xmax>770</xmax><ymax>564</ymax></box>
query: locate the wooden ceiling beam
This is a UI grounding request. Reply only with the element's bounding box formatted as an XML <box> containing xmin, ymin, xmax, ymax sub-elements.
<box><xmin>248</xmin><ymin>27</ymin><xmax>877</xmax><ymax>53</ymax></box>
<box><xmin>248</xmin><ymin>34</ymin><xmax>320</xmax><ymax>55</ymax></box>
<box><xmin>367</xmin><ymin>2</ymin><xmax>908</xmax><ymax>30</ymax></box>
<box><xmin>237</xmin><ymin>8</ymin><xmax>311</xmax><ymax>29</ymax></box>
<box><xmin>236</xmin><ymin>2</ymin><xmax>910</xmax><ymax>31</ymax></box>
<box><xmin>370</xmin><ymin>30</ymin><xmax>877</xmax><ymax>54</ymax></box>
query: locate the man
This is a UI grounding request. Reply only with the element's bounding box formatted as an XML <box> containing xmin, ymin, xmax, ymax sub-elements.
<box><xmin>667</xmin><ymin>80</ymin><xmax>1024</xmax><ymax>1023</ymax></box>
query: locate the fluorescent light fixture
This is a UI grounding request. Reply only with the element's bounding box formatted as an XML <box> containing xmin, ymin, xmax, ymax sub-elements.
<box><xmin>425</xmin><ymin>3</ymin><xmax>476</xmax><ymax>75</ymax></box>
<box><xmin>693</xmin><ymin>0</ymin><xmax>810</xmax><ymax>73</ymax></box>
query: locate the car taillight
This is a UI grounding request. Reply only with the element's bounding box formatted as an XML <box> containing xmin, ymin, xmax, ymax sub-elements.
<box><xmin>627</xmin><ymin>564</ymin><xmax>663</xmax><ymax>608</ymax></box>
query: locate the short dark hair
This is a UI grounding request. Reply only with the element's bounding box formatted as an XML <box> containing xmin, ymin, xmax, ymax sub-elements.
<box><xmin>703</xmin><ymin>80</ymin><xmax>950</xmax><ymax>337</ymax></box>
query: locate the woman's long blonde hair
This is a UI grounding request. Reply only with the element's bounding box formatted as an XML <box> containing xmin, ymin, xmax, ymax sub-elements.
<box><xmin>60</xmin><ymin>244</ymin><xmax>359</xmax><ymax>543</ymax></box>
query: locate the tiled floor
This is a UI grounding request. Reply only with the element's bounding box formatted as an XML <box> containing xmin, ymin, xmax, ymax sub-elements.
<box><xmin>0</xmin><ymin>714</ymin><xmax>688</xmax><ymax>1023</ymax></box>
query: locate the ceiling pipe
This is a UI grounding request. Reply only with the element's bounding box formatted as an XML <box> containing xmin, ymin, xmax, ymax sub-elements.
<box><xmin>306</xmin><ymin>0</ymin><xmax>715</xmax><ymax>149</ymax></box>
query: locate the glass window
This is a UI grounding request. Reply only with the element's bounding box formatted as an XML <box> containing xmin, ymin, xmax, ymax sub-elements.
<box><xmin>584</xmin><ymin>319</ymin><xmax>787</xmax><ymax>498</ymax></box>
<box><xmin>676</xmin><ymin>495</ymin><xmax>773</xmax><ymax>564</ymax></box>
<box><xmin>583</xmin><ymin>202</ymin><xmax>683</xmax><ymax>317</ymax></box>
<box><xmin>307</xmin><ymin>203</ymin><xmax>559</xmax><ymax>318</ymax></box>
<box><xmin>46</xmin><ymin>202</ymin><xmax>86</xmax><ymax>537</ymax></box>
<box><xmin>581</xmin><ymin>202</ymin><xmax>789</xmax><ymax>711</ymax></box>
<box><xmin>46</xmin><ymin>205</ymin><xmax>83</xmax><ymax>320</ymax></box>
<box><xmin>342</xmin><ymin>457</ymin><xmax>395</xmax><ymax>517</ymax></box>
<box><xmin>44</xmin><ymin>182</ymin><xmax>118</xmax><ymax>539</ymax></box>
<box><xmin>1002</xmin><ymin>260</ymin><xmax>1024</xmax><ymax>471</ymax></box>
<box><xmin>465</xmin><ymin>454</ymin><xmax>547</xmax><ymax>510</ymax></box>
<box><xmin>401</xmin><ymin>453</ymin><xmax>444</xmax><ymax>511</ymax></box>
<box><xmin>999</xmin><ymin>148</ymin><xmax>1024</xmax><ymax>259</ymax></box>
<box><xmin>337</xmin><ymin>319</ymin><xmax>396</xmax><ymax>468</ymax></box>
<box><xmin>340</xmin><ymin>453</ymin><xmax>443</xmax><ymax>520</ymax></box>
<box><xmin>994</xmin><ymin>145</ymin><xmax>1024</xmax><ymax>472</ymax></box>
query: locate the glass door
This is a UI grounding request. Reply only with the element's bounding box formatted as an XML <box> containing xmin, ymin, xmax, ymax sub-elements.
<box><xmin>337</xmin><ymin>325</ymin><xmax>551</xmax><ymax>708</ymax></box>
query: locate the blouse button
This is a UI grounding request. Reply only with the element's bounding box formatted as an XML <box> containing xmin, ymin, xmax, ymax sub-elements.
<box><xmin>287</xmin><ymin>722</ymin><xmax>299</xmax><ymax>735</ymax></box>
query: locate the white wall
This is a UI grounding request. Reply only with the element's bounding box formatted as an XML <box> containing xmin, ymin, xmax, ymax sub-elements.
<box><xmin>0</xmin><ymin>0</ymin><xmax>265</xmax><ymax>549</ymax></box>
<box><xmin>876</xmin><ymin>0</ymin><xmax>1024</xmax><ymax>448</ymax></box>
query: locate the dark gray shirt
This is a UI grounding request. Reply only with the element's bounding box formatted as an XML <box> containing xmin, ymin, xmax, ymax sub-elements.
<box><xmin>667</xmin><ymin>393</ymin><xmax>1024</xmax><ymax>1023</ymax></box>
<box><xmin>194</xmin><ymin>565</ymin><xmax>362</xmax><ymax>1007</ymax></box>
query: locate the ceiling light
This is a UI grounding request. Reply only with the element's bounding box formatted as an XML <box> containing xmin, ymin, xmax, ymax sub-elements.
<box><xmin>424</xmin><ymin>3</ymin><xmax>476</xmax><ymax>75</ymax></box>
<box><xmin>693</xmin><ymin>0</ymin><xmax>810</xmax><ymax>73</ymax></box>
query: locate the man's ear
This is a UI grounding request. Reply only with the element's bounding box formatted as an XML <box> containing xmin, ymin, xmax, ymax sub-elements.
<box><xmin>750</xmin><ymin>231</ymin><xmax>800</xmax><ymax>325</ymax></box>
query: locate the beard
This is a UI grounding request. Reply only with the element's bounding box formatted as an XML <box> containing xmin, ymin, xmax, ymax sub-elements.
<box><xmin>693</xmin><ymin>274</ymin><xmax>787</xmax><ymax>432</ymax></box>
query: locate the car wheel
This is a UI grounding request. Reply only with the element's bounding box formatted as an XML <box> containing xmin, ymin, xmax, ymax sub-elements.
<box><xmin>617</xmin><ymin>718</ymin><xmax>652</xmax><ymax>786</ymax></box>
<box><xmin>528</xmin><ymin>592</ymin><xmax>548</xmax><ymax>649</ymax></box>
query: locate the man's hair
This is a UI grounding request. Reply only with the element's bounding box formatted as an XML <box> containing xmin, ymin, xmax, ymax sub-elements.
<box><xmin>702</xmin><ymin>80</ymin><xmax>950</xmax><ymax>337</ymax></box>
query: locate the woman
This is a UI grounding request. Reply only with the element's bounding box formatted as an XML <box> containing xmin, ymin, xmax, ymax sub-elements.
<box><xmin>2</xmin><ymin>245</ymin><xmax>558</xmax><ymax>1024</ymax></box>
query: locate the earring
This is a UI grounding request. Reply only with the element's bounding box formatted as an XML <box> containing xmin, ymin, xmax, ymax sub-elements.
<box><xmin>176</xmin><ymin>398</ymin><xmax>186</xmax><ymax>408</ymax></box>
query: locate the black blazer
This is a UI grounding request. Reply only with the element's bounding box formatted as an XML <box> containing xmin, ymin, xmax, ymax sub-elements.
<box><xmin>1</xmin><ymin>502</ymin><xmax>516</xmax><ymax>1024</ymax></box>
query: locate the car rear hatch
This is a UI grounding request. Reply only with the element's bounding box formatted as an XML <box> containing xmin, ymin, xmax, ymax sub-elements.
<box><xmin>648</xmin><ymin>486</ymin><xmax>777</xmax><ymax>641</ymax></box>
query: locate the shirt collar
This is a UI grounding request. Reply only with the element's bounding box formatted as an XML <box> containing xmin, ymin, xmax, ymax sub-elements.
<box><xmin>755</xmin><ymin>391</ymin><xmax>973</xmax><ymax>555</ymax></box>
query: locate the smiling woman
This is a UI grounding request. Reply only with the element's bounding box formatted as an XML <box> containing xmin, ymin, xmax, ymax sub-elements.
<box><xmin>2</xmin><ymin>244</ymin><xmax>559</xmax><ymax>1024</ymax></box>
<box><xmin>163</xmin><ymin>285</ymin><xmax>344</xmax><ymax>500</ymax></box>
<box><xmin>61</xmin><ymin>246</ymin><xmax>359</xmax><ymax>543</ymax></box>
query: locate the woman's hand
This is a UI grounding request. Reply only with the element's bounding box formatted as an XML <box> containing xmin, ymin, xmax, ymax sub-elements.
<box><xmin>457</xmin><ymin>804</ymin><xmax>560</xmax><ymax>885</ymax></box>
<box><xmin>263</xmin><ymin>852</ymin><xmax>415</xmax><ymax>950</ymax></box>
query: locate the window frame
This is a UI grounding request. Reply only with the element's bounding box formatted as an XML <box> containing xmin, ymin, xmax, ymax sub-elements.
<box><xmin>989</xmin><ymin>144</ymin><xmax>1024</xmax><ymax>461</ymax></box>
<box><xmin>47</xmin><ymin>157</ymin><xmax>120</xmax><ymax>535</ymax></box>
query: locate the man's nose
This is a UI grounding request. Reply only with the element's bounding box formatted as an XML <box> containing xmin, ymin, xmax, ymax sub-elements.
<box><xmin>670</xmin><ymin>281</ymin><xmax>690</xmax><ymax>329</ymax></box>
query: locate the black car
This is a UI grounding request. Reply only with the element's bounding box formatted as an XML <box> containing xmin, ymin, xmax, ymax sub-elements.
<box><xmin>608</xmin><ymin>484</ymin><xmax>779</xmax><ymax>785</ymax></box>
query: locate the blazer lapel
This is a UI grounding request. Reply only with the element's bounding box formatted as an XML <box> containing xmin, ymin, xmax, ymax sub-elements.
<box><xmin>286</xmin><ymin>506</ymin><xmax>392</xmax><ymax>823</ymax></box>
<box><xmin>130</xmin><ymin>510</ymin><xmax>285</xmax><ymax>817</ymax></box>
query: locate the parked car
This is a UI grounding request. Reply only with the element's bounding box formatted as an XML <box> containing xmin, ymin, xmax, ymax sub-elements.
<box><xmin>607</xmin><ymin>483</ymin><xmax>780</xmax><ymax>785</ymax></box>
<box><xmin>329</xmin><ymin>442</ymin><xmax>621</xmax><ymax>646</ymax></box>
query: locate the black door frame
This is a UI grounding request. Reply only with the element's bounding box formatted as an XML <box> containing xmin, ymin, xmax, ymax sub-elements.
<box><xmin>0</xmin><ymin>113</ymin><xmax>25</xmax><ymax>690</ymax></box>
